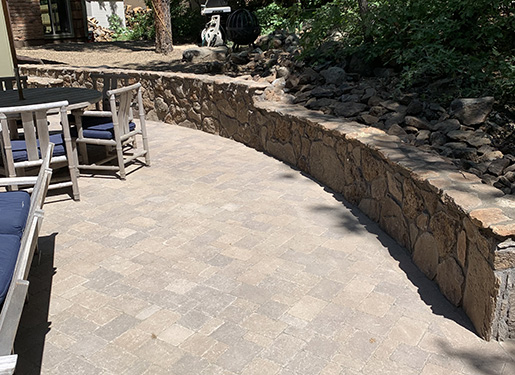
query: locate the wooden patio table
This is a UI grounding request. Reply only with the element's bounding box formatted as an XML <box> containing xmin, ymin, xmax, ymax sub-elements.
<box><xmin>0</xmin><ymin>87</ymin><xmax>101</xmax><ymax>111</ymax></box>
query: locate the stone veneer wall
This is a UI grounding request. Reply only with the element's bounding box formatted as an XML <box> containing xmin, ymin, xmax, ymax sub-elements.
<box><xmin>20</xmin><ymin>65</ymin><xmax>515</xmax><ymax>341</ymax></box>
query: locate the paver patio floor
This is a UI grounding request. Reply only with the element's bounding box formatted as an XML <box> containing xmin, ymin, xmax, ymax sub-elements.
<box><xmin>14</xmin><ymin>121</ymin><xmax>515</xmax><ymax>374</ymax></box>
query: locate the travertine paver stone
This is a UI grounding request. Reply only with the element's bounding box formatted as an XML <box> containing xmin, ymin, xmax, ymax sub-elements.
<box><xmin>14</xmin><ymin>122</ymin><xmax>514</xmax><ymax>374</ymax></box>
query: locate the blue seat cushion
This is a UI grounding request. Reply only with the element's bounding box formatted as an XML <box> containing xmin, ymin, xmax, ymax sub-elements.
<box><xmin>0</xmin><ymin>234</ymin><xmax>21</xmax><ymax>303</ymax></box>
<box><xmin>11</xmin><ymin>133</ymin><xmax>66</xmax><ymax>163</ymax></box>
<box><xmin>70</xmin><ymin>116</ymin><xmax>136</xmax><ymax>140</ymax></box>
<box><xmin>0</xmin><ymin>191</ymin><xmax>31</xmax><ymax>238</ymax></box>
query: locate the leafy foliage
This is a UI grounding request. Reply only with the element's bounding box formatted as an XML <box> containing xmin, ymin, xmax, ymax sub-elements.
<box><xmin>124</xmin><ymin>9</ymin><xmax>156</xmax><ymax>41</ymax></box>
<box><xmin>168</xmin><ymin>0</ymin><xmax>204</xmax><ymax>43</ymax></box>
<box><xmin>292</xmin><ymin>0</ymin><xmax>514</xmax><ymax>103</ymax></box>
<box><xmin>116</xmin><ymin>0</ymin><xmax>203</xmax><ymax>43</ymax></box>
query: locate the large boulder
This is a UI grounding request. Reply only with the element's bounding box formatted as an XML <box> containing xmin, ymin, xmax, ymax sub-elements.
<box><xmin>450</xmin><ymin>97</ymin><xmax>495</xmax><ymax>126</ymax></box>
<box><xmin>320</xmin><ymin>67</ymin><xmax>346</xmax><ymax>86</ymax></box>
<box><xmin>182</xmin><ymin>46</ymin><xmax>228</xmax><ymax>63</ymax></box>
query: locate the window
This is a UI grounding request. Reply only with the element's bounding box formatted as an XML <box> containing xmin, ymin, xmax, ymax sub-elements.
<box><xmin>40</xmin><ymin>0</ymin><xmax>73</xmax><ymax>37</ymax></box>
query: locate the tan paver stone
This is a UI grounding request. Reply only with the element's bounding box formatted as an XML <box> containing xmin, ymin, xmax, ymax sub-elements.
<box><xmin>45</xmin><ymin>329</ymin><xmax>77</xmax><ymax>350</ymax></box>
<box><xmin>242</xmin><ymin>313</ymin><xmax>288</xmax><ymax>338</ymax></box>
<box><xmin>113</xmin><ymin>328</ymin><xmax>153</xmax><ymax>352</ymax></box>
<box><xmin>319</xmin><ymin>363</ymin><xmax>344</xmax><ymax>375</ymax></box>
<box><xmin>82</xmin><ymin>305</ymin><xmax>122</xmax><ymax>326</ymax></box>
<box><xmin>259</xmin><ymin>333</ymin><xmax>307</xmax><ymax>365</ymax></box>
<box><xmin>202</xmin><ymin>340</ymin><xmax>230</xmax><ymax>363</ymax></box>
<box><xmin>111</xmin><ymin>294</ymin><xmax>153</xmax><ymax>317</ymax></box>
<box><xmin>241</xmin><ymin>358</ymin><xmax>281</xmax><ymax>375</ymax></box>
<box><xmin>199</xmin><ymin>317</ymin><xmax>226</xmax><ymax>336</ymax></box>
<box><xmin>92</xmin><ymin>343</ymin><xmax>139</xmax><ymax>373</ymax></box>
<box><xmin>68</xmin><ymin>288</ymin><xmax>112</xmax><ymax>311</ymax></box>
<box><xmin>62</xmin><ymin>260</ymin><xmax>100</xmax><ymax>277</ymax></box>
<box><xmin>51</xmin><ymin>274</ymin><xmax>88</xmax><ymax>296</ymax></box>
<box><xmin>48</xmin><ymin>295</ymin><xmax>74</xmax><ymax>316</ymax></box>
<box><xmin>100</xmin><ymin>257</ymin><xmax>144</xmax><ymax>277</ymax></box>
<box><xmin>216</xmin><ymin>339</ymin><xmax>262</xmax><ymax>373</ymax></box>
<box><xmin>389</xmin><ymin>343</ymin><xmax>430</xmax><ymax>370</ymax></box>
<box><xmin>134</xmin><ymin>339</ymin><xmax>184</xmax><ymax>368</ymax></box>
<box><xmin>332</xmin><ymin>276</ymin><xmax>376</xmax><ymax>308</ymax></box>
<box><xmin>420</xmin><ymin>363</ymin><xmax>463</xmax><ymax>375</ymax></box>
<box><xmin>388</xmin><ymin>316</ymin><xmax>429</xmax><ymax>345</ymax></box>
<box><xmin>238</xmin><ymin>269</ymin><xmax>268</xmax><ymax>285</ymax></box>
<box><xmin>180</xmin><ymin>333</ymin><xmax>218</xmax><ymax>356</ymax></box>
<box><xmin>426</xmin><ymin>353</ymin><xmax>465</xmax><ymax>373</ymax></box>
<box><xmin>332</xmin><ymin>330</ymin><xmax>380</xmax><ymax>371</ymax></box>
<box><xmin>135</xmin><ymin>304</ymin><xmax>162</xmax><ymax>320</ymax></box>
<box><xmin>288</xmin><ymin>295</ymin><xmax>328</xmax><ymax>321</ymax></box>
<box><xmin>157</xmin><ymin>324</ymin><xmax>194</xmax><ymax>346</ymax></box>
<box><xmin>357</xmin><ymin>291</ymin><xmax>396</xmax><ymax>317</ymax></box>
<box><xmin>221</xmin><ymin>246</ymin><xmax>255</xmax><ymax>261</ymax></box>
<box><xmin>360</xmin><ymin>358</ymin><xmax>419</xmax><ymax>375</ymax></box>
<box><xmin>244</xmin><ymin>331</ymin><xmax>275</xmax><ymax>348</ymax></box>
<box><xmin>136</xmin><ymin>309</ymin><xmax>182</xmax><ymax>335</ymax></box>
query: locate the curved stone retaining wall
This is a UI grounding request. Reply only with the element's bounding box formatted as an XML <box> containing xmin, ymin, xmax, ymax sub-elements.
<box><xmin>20</xmin><ymin>65</ymin><xmax>515</xmax><ymax>341</ymax></box>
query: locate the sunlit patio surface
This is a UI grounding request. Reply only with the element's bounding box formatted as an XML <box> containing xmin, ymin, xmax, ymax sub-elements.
<box><xmin>14</xmin><ymin>121</ymin><xmax>515</xmax><ymax>374</ymax></box>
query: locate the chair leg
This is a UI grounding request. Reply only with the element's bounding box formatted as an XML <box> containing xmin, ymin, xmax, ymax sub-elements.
<box><xmin>71</xmin><ymin>140</ymin><xmax>80</xmax><ymax>178</ymax></box>
<box><xmin>141</xmin><ymin>132</ymin><xmax>151</xmax><ymax>166</ymax></box>
<box><xmin>78</xmin><ymin>142</ymin><xmax>89</xmax><ymax>164</ymax></box>
<box><xmin>116</xmin><ymin>145</ymin><xmax>126</xmax><ymax>180</ymax></box>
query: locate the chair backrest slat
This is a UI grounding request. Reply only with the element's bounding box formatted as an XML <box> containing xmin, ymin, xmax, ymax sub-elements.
<box><xmin>20</xmin><ymin>112</ymin><xmax>39</xmax><ymax>161</ymax></box>
<box><xmin>107</xmin><ymin>82</ymin><xmax>142</xmax><ymax>138</ymax></box>
<box><xmin>91</xmin><ymin>73</ymin><xmax>130</xmax><ymax>111</ymax></box>
<box><xmin>35</xmin><ymin>110</ymin><xmax>50</xmax><ymax>158</ymax></box>
<box><xmin>0</xmin><ymin>100</ymin><xmax>69</xmax><ymax>173</ymax></box>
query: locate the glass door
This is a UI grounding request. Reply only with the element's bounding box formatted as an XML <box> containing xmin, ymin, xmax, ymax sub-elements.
<box><xmin>40</xmin><ymin>0</ymin><xmax>73</xmax><ymax>37</ymax></box>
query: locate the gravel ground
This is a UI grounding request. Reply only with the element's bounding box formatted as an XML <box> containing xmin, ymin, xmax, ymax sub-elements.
<box><xmin>18</xmin><ymin>41</ymin><xmax>199</xmax><ymax>72</ymax></box>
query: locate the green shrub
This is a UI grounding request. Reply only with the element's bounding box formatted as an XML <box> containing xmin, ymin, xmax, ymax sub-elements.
<box><xmin>298</xmin><ymin>0</ymin><xmax>515</xmax><ymax>104</ymax></box>
<box><xmin>124</xmin><ymin>8</ymin><xmax>155</xmax><ymax>41</ymax></box>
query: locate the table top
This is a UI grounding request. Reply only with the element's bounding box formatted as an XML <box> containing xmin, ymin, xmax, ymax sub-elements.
<box><xmin>0</xmin><ymin>87</ymin><xmax>102</xmax><ymax>111</ymax></box>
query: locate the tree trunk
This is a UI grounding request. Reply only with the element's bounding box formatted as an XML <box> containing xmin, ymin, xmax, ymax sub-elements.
<box><xmin>357</xmin><ymin>0</ymin><xmax>373</xmax><ymax>43</ymax></box>
<box><xmin>153</xmin><ymin>0</ymin><xmax>173</xmax><ymax>54</ymax></box>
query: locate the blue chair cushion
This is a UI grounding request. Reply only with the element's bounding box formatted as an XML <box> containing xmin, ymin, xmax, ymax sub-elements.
<box><xmin>0</xmin><ymin>191</ymin><xmax>31</xmax><ymax>238</ymax></box>
<box><xmin>70</xmin><ymin>116</ymin><xmax>136</xmax><ymax>140</ymax></box>
<box><xmin>11</xmin><ymin>133</ymin><xmax>66</xmax><ymax>163</ymax></box>
<box><xmin>0</xmin><ymin>234</ymin><xmax>21</xmax><ymax>303</ymax></box>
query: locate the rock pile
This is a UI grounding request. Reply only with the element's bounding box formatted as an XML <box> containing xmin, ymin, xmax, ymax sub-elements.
<box><xmin>181</xmin><ymin>30</ymin><xmax>515</xmax><ymax>194</ymax></box>
<box><xmin>221</xmin><ymin>30</ymin><xmax>515</xmax><ymax>195</ymax></box>
<box><xmin>281</xmin><ymin>68</ymin><xmax>515</xmax><ymax>194</ymax></box>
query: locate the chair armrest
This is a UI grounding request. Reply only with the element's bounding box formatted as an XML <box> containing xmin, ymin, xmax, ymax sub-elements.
<box><xmin>0</xmin><ymin>177</ymin><xmax>38</xmax><ymax>187</ymax></box>
<box><xmin>81</xmin><ymin>110</ymin><xmax>113</xmax><ymax>118</ymax></box>
<box><xmin>0</xmin><ymin>355</ymin><xmax>17</xmax><ymax>375</ymax></box>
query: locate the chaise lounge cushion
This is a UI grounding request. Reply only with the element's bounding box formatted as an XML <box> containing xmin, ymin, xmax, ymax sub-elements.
<box><xmin>0</xmin><ymin>191</ymin><xmax>31</xmax><ymax>238</ymax></box>
<box><xmin>10</xmin><ymin>134</ymin><xmax>66</xmax><ymax>163</ymax></box>
<box><xmin>0</xmin><ymin>234</ymin><xmax>21</xmax><ymax>303</ymax></box>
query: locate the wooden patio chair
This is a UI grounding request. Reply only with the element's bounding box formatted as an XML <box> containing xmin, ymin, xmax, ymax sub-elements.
<box><xmin>0</xmin><ymin>101</ymin><xmax>80</xmax><ymax>201</ymax></box>
<box><xmin>91</xmin><ymin>72</ymin><xmax>131</xmax><ymax>111</ymax></box>
<box><xmin>0</xmin><ymin>76</ymin><xmax>29</xmax><ymax>140</ymax></box>
<box><xmin>74</xmin><ymin>82</ymin><xmax>150</xmax><ymax>179</ymax></box>
<box><xmin>0</xmin><ymin>145</ymin><xmax>53</xmax><ymax>374</ymax></box>
<box><xmin>0</xmin><ymin>76</ymin><xmax>28</xmax><ymax>91</ymax></box>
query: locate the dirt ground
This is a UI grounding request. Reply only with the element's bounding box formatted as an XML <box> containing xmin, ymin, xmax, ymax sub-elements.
<box><xmin>17</xmin><ymin>41</ymin><xmax>201</xmax><ymax>72</ymax></box>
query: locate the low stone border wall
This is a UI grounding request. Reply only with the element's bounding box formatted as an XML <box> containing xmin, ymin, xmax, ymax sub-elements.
<box><xmin>20</xmin><ymin>65</ymin><xmax>515</xmax><ymax>341</ymax></box>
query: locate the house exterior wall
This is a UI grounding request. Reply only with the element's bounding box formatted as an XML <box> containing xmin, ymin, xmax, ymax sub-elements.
<box><xmin>85</xmin><ymin>0</ymin><xmax>125</xmax><ymax>29</ymax></box>
<box><xmin>8</xmin><ymin>0</ymin><xmax>87</xmax><ymax>47</ymax></box>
